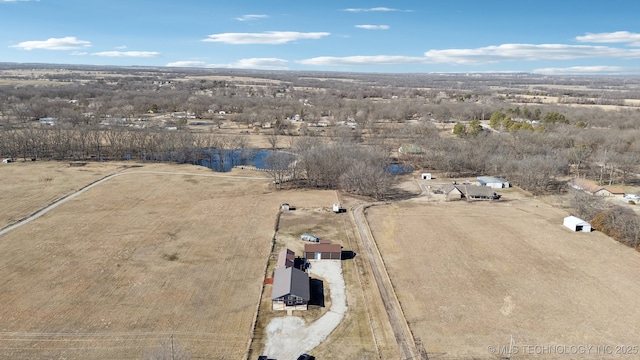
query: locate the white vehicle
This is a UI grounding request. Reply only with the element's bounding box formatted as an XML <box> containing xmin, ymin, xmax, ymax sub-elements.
<box><xmin>623</xmin><ymin>194</ymin><xmax>639</xmax><ymax>202</ymax></box>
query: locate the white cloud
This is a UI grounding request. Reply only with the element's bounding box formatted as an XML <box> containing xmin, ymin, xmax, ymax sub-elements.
<box><xmin>92</xmin><ymin>51</ymin><xmax>160</xmax><ymax>57</ymax></box>
<box><xmin>343</xmin><ymin>7</ymin><xmax>409</xmax><ymax>12</ymax></box>
<box><xmin>11</xmin><ymin>36</ymin><xmax>91</xmax><ymax>50</ymax></box>
<box><xmin>355</xmin><ymin>25</ymin><xmax>389</xmax><ymax>30</ymax></box>
<box><xmin>532</xmin><ymin>66</ymin><xmax>634</xmax><ymax>75</ymax></box>
<box><xmin>202</xmin><ymin>31</ymin><xmax>329</xmax><ymax>44</ymax></box>
<box><xmin>576</xmin><ymin>31</ymin><xmax>640</xmax><ymax>46</ymax></box>
<box><xmin>298</xmin><ymin>55</ymin><xmax>427</xmax><ymax>66</ymax></box>
<box><xmin>236</xmin><ymin>14</ymin><xmax>268</xmax><ymax>21</ymax></box>
<box><xmin>423</xmin><ymin>43</ymin><xmax>640</xmax><ymax>64</ymax></box>
<box><xmin>167</xmin><ymin>58</ymin><xmax>288</xmax><ymax>70</ymax></box>
<box><xmin>166</xmin><ymin>61</ymin><xmax>208</xmax><ymax>67</ymax></box>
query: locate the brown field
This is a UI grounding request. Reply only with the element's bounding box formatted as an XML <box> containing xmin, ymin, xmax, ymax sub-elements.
<box><xmin>367</xmin><ymin>194</ymin><xmax>640</xmax><ymax>359</ymax></box>
<box><xmin>0</xmin><ymin>161</ymin><xmax>340</xmax><ymax>359</ymax></box>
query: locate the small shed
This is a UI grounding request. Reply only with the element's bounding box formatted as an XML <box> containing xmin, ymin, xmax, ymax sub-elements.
<box><xmin>563</xmin><ymin>216</ymin><xmax>591</xmax><ymax>232</ymax></box>
<box><xmin>2</xmin><ymin>158</ymin><xmax>13</xmax><ymax>164</ymax></box>
<box><xmin>304</xmin><ymin>243</ymin><xmax>342</xmax><ymax>260</ymax></box>
<box><xmin>333</xmin><ymin>203</ymin><xmax>346</xmax><ymax>213</ymax></box>
<box><xmin>281</xmin><ymin>203</ymin><xmax>290</xmax><ymax>211</ymax></box>
<box><xmin>421</xmin><ymin>173</ymin><xmax>432</xmax><ymax>180</ymax></box>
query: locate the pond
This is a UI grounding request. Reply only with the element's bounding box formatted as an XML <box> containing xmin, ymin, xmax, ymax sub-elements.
<box><xmin>197</xmin><ymin>149</ymin><xmax>273</xmax><ymax>172</ymax></box>
<box><xmin>387</xmin><ymin>163</ymin><xmax>414</xmax><ymax>175</ymax></box>
<box><xmin>197</xmin><ymin>149</ymin><xmax>415</xmax><ymax>175</ymax></box>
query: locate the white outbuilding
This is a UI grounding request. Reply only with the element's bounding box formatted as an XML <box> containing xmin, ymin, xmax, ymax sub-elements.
<box><xmin>421</xmin><ymin>173</ymin><xmax>432</xmax><ymax>180</ymax></box>
<box><xmin>563</xmin><ymin>216</ymin><xmax>591</xmax><ymax>232</ymax></box>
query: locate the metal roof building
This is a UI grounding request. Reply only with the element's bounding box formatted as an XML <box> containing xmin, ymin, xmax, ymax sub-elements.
<box><xmin>276</xmin><ymin>248</ymin><xmax>295</xmax><ymax>269</ymax></box>
<box><xmin>271</xmin><ymin>266</ymin><xmax>310</xmax><ymax>310</ymax></box>
<box><xmin>304</xmin><ymin>243</ymin><xmax>342</xmax><ymax>260</ymax></box>
<box><xmin>563</xmin><ymin>216</ymin><xmax>592</xmax><ymax>232</ymax></box>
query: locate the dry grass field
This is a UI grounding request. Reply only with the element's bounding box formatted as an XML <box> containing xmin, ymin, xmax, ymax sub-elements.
<box><xmin>367</xmin><ymin>194</ymin><xmax>640</xmax><ymax>359</ymax></box>
<box><xmin>0</xmin><ymin>161</ymin><xmax>134</xmax><ymax>229</ymax></box>
<box><xmin>0</xmin><ymin>161</ymin><xmax>334</xmax><ymax>359</ymax></box>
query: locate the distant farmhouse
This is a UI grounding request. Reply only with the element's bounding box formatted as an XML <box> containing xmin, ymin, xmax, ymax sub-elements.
<box><xmin>570</xmin><ymin>178</ymin><xmax>625</xmax><ymax>197</ymax></box>
<box><xmin>444</xmin><ymin>184</ymin><xmax>499</xmax><ymax>201</ymax></box>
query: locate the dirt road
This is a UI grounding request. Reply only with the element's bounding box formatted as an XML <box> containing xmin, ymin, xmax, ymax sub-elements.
<box><xmin>0</xmin><ymin>169</ymin><xmax>269</xmax><ymax>238</ymax></box>
<box><xmin>351</xmin><ymin>203</ymin><xmax>418</xmax><ymax>360</ymax></box>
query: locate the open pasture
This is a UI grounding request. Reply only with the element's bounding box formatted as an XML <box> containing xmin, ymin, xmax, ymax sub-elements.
<box><xmin>367</xmin><ymin>197</ymin><xmax>640</xmax><ymax>359</ymax></box>
<box><xmin>0</xmin><ymin>162</ymin><xmax>318</xmax><ymax>359</ymax></box>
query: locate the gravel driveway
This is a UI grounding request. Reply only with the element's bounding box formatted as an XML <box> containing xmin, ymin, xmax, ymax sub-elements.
<box><xmin>263</xmin><ymin>260</ymin><xmax>346</xmax><ymax>360</ymax></box>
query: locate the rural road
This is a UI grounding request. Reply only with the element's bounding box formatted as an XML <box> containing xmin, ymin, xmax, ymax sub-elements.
<box><xmin>351</xmin><ymin>203</ymin><xmax>419</xmax><ymax>360</ymax></box>
<box><xmin>0</xmin><ymin>169</ymin><xmax>270</xmax><ymax>238</ymax></box>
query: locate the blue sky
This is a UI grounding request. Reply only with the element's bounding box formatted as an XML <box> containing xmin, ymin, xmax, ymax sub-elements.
<box><xmin>2</xmin><ymin>0</ymin><xmax>640</xmax><ymax>74</ymax></box>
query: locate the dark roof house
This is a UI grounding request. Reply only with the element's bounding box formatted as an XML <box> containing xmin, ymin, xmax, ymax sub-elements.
<box><xmin>271</xmin><ymin>266</ymin><xmax>310</xmax><ymax>310</ymax></box>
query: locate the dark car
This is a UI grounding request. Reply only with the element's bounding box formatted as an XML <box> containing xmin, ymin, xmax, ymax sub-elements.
<box><xmin>297</xmin><ymin>354</ymin><xmax>315</xmax><ymax>360</ymax></box>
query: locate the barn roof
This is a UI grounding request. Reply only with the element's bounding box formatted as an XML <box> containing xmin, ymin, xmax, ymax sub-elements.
<box><xmin>461</xmin><ymin>185</ymin><xmax>494</xmax><ymax>197</ymax></box>
<box><xmin>477</xmin><ymin>176</ymin><xmax>507</xmax><ymax>184</ymax></box>
<box><xmin>271</xmin><ymin>266</ymin><xmax>310</xmax><ymax>301</ymax></box>
<box><xmin>276</xmin><ymin>248</ymin><xmax>295</xmax><ymax>269</ymax></box>
<box><xmin>304</xmin><ymin>243</ymin><xmax>342</xmax><ymax>253</ymax></box>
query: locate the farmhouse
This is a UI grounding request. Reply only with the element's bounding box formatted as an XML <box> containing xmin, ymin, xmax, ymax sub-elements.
<box><xmin>443</xmin><ymin>184</ymin><xmax>463</xmax><ymax>201</ymax></box>
<box><xmin>477</xmin><ymin>176</ymin><xmax>510</xmax><ymax>189</ymax></box>
<box><xmin>563</xmin><ymin>216</ymin><xmax>592</xmax><ymax>232</ymax></box>
<box><xmin>276</xmin><ymin>248</ymin><xmax>295</xmax><ymax>269</ymax></box>
<box><xmin>445</xmin><ymin>184</ymin><xmax>496</xmax><ymax>201</ymax></box>
<box><xmin>421</xmin><ymin>173</ymin><xmax>432</xmax><ymax>180</ymax></box>
<box><xmin>464</xmin><ymin>185</ymin><xmax>497</xmax><ymax>200</ymax></box>
<box><xmin>304</xmin><ymin>242</ymin><xmax>342</xmax><ymax>260</ymax></box>
<box><xmin>570</xmin><ymin>178</ymin><xmax>624</xmax><ymax>197</ymax></box>
<box><xmin>271</xmin><ymin>266</ymin><xmax>310</xmax><ymax>310</ymax></box>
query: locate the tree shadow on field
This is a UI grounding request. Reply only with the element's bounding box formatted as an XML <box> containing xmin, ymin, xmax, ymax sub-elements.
<box><xmin>384</xmin><ymin>187</ymin><xmax>421</xmax><ymax>201</ymax></box>
<box><xmin>308</xmin><ymin>278</ymin><xmax>325</xmax><ymax>307</ymax></box>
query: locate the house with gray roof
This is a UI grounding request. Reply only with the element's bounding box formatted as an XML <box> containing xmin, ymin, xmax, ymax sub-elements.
<box><xmin>271</xmin><ymin>266</ymin><xmax>310</xmax><ymax>310</ymax></box>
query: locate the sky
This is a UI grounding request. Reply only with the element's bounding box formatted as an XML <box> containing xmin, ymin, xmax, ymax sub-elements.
<box><xmin>2</xmin><ymin>0</ymin><xmax>640</xmax><ymax>74</ymax></box>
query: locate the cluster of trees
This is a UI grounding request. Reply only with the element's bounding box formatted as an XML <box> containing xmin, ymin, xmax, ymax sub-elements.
<box><xmin>0</xmin><ymin>124</ymin><xmax>243</xmax><ymax>164</ymax></box>
<box><xmin>570</xmin><ymin>191</ymin><xmax>640</xmax><ymax>250</ymax></box>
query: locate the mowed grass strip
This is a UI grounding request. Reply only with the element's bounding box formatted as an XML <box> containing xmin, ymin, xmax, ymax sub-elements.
<box><xmin>0</xmin><ymin>165</ymin><xmax>286</xmax><ymax>359</ymax></box>
<box><xmin>368</xmin><ymin>199</ymin><xmax>640</xmax><ymax>359</ymax></box>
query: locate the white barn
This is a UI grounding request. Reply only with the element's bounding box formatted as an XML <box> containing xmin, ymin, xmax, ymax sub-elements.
<box><xmin>477</xmin><ymin>176</ymin><xmax>510</xmax><ymax>189</ymax></box>
<box><xmin>563</xmin><ymin>216</ymin><xmax>591</xmax><ymax>232</ymax></box>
